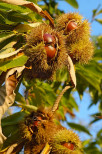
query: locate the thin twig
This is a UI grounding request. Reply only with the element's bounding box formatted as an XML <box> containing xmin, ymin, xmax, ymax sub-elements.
<box><xmin>51</xmin><ymin>86</ymin><xmax>71</xmax><ymax>113</ymax></box>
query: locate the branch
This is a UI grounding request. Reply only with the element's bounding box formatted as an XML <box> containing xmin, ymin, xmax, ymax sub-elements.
<box><xmin>51</xmin><ymin>86</ymin><xmax>71</xmax><ymax>113</ymax></box>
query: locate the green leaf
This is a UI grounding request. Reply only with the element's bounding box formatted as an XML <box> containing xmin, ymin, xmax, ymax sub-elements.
<box><xmin>2</xmin><ymin>129</ymin><xmax>21</xmax><ymax>150</ymax></box>
<box><xmin>0</xmin><ymin>23</ymin><xmax>17</xmax><ymax>31</ymax></box>
<box><xmin>0</xmin><ymin>34</ymin><xmax>16</xmax><ymax>50</ymax></box>
<box><xmin>97</xmin><ymin>129</ymin><xmax>102</xmax><ymax>138</ymax></box>
<box><xmin>0</xmin><ymin>53</ymin><xmax>28</xmax><ymax>71</ymax></box>
<box><xmin>92</xmin><ymin>9</ymin><xmax>97</xmax><ymax>18</ymax></box>
<box><xmin>2</xmin><ymin>124</ymin><xmax>19</xmax><ymax>138</ymax></box>
<box><xmin>15</xmin><ymin>92</ymin><xmax>26</xmax><ymax>104</ymax></box>
<box><xmin>0</xmin><ymin>14</ymin><xmax>5</xmax><ymax>24</ymax></box>
<box><xmin>95</xmin><ymin>19</ymin><xmax>102</xmax><ymax>24</ymax></box>
<box><xmin>65</xmin><ymin>0</ymin><xmax>79</xmax><ymax>9</ymax></box>
<box><xmin>16</xmin><ymin>103</ymin><xmax>38</xmax><ymax>112</ymax></box>
<box><xmin>96</xmin><ymin>9</ymin><xmax>102</xmax><ymax>16</ymax></box>
<box><xmin>0</xmin><ymin>31</ymin><xmax>13</xmax><ymax>40</ymax></box>
<box><xmin>82</xmin><ymin>139</ymin><xmax>91</xmax><ymax>147</ymax></box>
<box><xmin>0</xmin><ymin>2</ymin><xmax>31</xmax><ymax>13</ymax></box>
<box><xmin>68</xmin><ymin>122</ymin><xmax>91</xmax><ymax>135</ymax></box>
<box><xmin>76</xmin><ymin>64</ymin><xmax>102</xmax><ymax>92</ymax></box>
<box><xmin>7</xmin><ymin>10</ymin><xmax>31</xmax><ymax>23</ymax></box>
<box><xmin>1</xmin><ymin>111</ymin><xmax>26</xmax><ymax>127</ymax></box>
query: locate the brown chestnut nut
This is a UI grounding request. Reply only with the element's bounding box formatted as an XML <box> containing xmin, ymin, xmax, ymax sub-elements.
<box><xmin>67</xmin><ymin>21</ymin><xmax>77</xmax><ymax>32</ymax></box>
<box><xmin>62</xmin><ymin>142</ymin><xmax>75</xmax><ymax>150</ymax></box>
<box><xmin>45</xmin><ymin>46</ymin><xmax>56</xmax><ymax>59</ymax></box>
<box><xmin>43</xmin><ymin>33</ymin><xmax>55</xmax><ymax>45</ymax></box>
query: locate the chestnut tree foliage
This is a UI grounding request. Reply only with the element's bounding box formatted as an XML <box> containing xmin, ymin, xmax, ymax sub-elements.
<box><xmin>0</xmin><ymin>0</ymin><xmax>102</xmax><ymax>153</ymax></box>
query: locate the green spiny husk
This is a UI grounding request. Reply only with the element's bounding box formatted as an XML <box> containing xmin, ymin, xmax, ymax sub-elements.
<box><xmin>24</xmin><ymin>24</ymin><xmax>67</xmax><ymax>80</ymax></box>
<box><xmin>24</xmin><ymin>143</ymin><xmax>45</xmax><ymax>154</ymax></box>
<box><xmin>55</xmin><ymin>13</ymin><xmax>83</xmax><ymax>33</ymax></box>
<box><xmin>65</xmin><ymin>20</ymin><xmax>90</xmax><ymax>44</ymax></box>
<box><xmin>68</xmin><ymin>39</ymin><xmax>94</xmax><ymax>64</ymax></box>
<box><xmin>55</xmin><ymin>12</ymin><xmax>91</xmax><ymax>44</ymax></box>
<box><xmin>50</xmin><ymin>129</ymin><xmax>83</xmax><ymax>154</ymax></box>
<box><xmin>20</xmin><ymin>108</ymin><xmax>60</xmax><ymax>145</ymax></box>
<box><xmin>55</xmin><ymin>13</ymin><xmax>94</xmax><ymax>64</ymax></box>
<box><xmin>20</xmin><ymin>109</ymin><xmax>62</xmax><ymax>153</ymax></box>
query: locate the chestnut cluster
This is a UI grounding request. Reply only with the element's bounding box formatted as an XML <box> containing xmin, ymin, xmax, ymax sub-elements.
<box><xmin>19</xmin><ymin>109</ymin><xmax>83</xmax><ymax>154</ymax></box>
<box><xmin>55</xmin><ymin>13</ymin><xmax>94</xmax><ymax>64</ymax></box>
<box><xmin>24</xmin><ymin>13</ymin><xmax>93</xmax><ymax>80</ymax></box>
<box><xmin>24</xmin><ymin>24</ymin><xmax>67</xmax><ymax>80</ymax></box>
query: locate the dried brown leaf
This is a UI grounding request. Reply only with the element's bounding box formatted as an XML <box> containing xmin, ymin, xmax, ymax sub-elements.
<box><xmin>0</xmin><ymin>66</ymin><xmax>25</xmax><ymax>145</ymax></box>
<box><xmin>0</xmin><ymin>86</ymin><xmax>15</xmax><ymax>144</ymax></box>
<box><xmin>5</xmin><ymin>66</ymin><xmax>25</xmax><ymax>96</ymax></box>
<box><xmin>67</xmin><ymin>55</ymin><xmax>76</xmax><ymax>87</ymax></box>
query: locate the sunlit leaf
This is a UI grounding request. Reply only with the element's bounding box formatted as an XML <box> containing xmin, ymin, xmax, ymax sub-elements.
<box><xmin>7</xmin><ymin>10</ymin><xmax>31</xmax><ymax>23</ymax></box>
<box><xmin>68</xmin><ymin>122</ymin><xmax>91</xmax><ymax>135</ymax></box>
<box><xmin>95</xmin><ymin>19</ymin><xmax>102</xmax><ymax>24</ymax></box>
<box><xmin>1</xmin><ymin>111</ymin><xmax>26</xmax><ymax>127</ymax></box>
<box><xmin>0</xmin><ymin>14</ymin><xmax>5</xmax><ymax>24</ymax></box>
<box><xmin>0</xmin><ymin>53</ymin><xmax>28</xmax><ymax>71</ymax></box>
<box><xmin>65</xmin><ymin>0</ymin><xmax>79</xmax><ymax>9</ymax></box>
<box><xmin>96</xmin><ymin>9</ymin><xmax>102</xmax><ymax>16</ymax></box>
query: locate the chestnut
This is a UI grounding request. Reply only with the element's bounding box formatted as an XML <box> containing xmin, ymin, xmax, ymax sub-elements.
<box><xmin>43</xmin><ymin>33</ymin><xmax>55</xmax><ymax>45</ymax></box>
<box><xmin>67</xmin><ymin>21</ymin><xmax>77</xmax><ymax>32</ymax></box>
<box><xmin>62</xmin><ymin>142</ymin><xmax>75</xmax><ymax>150</ymax></box>
<box><xmin>45</xmin><ymin>46</ymin><xmax>56</xmax><ymax>59</ymax></box>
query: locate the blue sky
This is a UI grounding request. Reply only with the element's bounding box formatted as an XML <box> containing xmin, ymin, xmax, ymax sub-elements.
<box><xmin>17</xmin><ymin>0</ymin><xmax>102</xmax><ymax>141</ymax></box>
<box><xmin>58</xmin><ymin>0</ymin><xmax>102</xmax><ymax>140</ymax></box>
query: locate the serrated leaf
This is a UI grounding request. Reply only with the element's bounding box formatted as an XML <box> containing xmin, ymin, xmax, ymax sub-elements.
<box><xmin>65</xmin><ymin>0</ymin><xmax>78</xmax><ymax>9</ymax></box>
<box><xmin>7</xmin><ymin>10</ymin><xmax>31</xmax><ymax>23</ymax></box>
<box><xmin>15</xmin><ymin>92</ymin><xmax>26</xmax><ymax>104</ymax></box>
<box><xmin>68</xmin><ymin>95</ymin><xmax>78</xmax><ymax>111</ymax></box>
<box><xmin>96</xmin><ymin>9</ymin><xmax>102</xmax><ymax>16</ymax></box>
<box><xmin>0</xmin><ymin>53</ymin><xmax>28</xmax><ymax>71</ymax></box>
<box><xmin>0</xmin><ymin>23</ymin><xmax>17</xmax><ymax>31</ymax></box>
<box><xmin>97</xmin><ymin>129</ymin><xmax>102</xmax><ymax>138</ymax></box>
<box><xmin>0</xmin><ymin>2</ymin><xmax>29</xmax><ymax>12</ymax></box>
<box><xmin>0</xmin><ymin>31</ymin><xmax>13</xmax><ymax>40</ymax></box>
<box><xmin>0</xmin><ymin>34</ymin><xmax>16</xmax><ymax>50</ymax></box>
<box><xmin>1</xmin><ymin>111</ymin><xmax>26</xmax><ymax>127</ymax></box>
<box><xmin>95</xmin><ymin>19</ymin><xmax>102</xmax><ymax>24</ymax></box>
<box><xmin>2</xmin><ymin>129</ymin><xmax>21</xmax><ymax>150</ymax></box>
<box><xmin>92</xmin><ymin>9</ymin><xmax>97</xmax><ymax>18</ymax></box>
<box><xmin>68</xmin><ymin>122</ymin><xmax>91</xmax><ymax>135</ymax></box>
<box><xmin>76</xmin><ymin>64</ymin><xmax>101</xmax><ymax>91</ymax></box>
<box><xmin>0</xmin><ymin>14</ymin><xmax>5</xmax><ymax>24</ymax></box>
<box><xmin>82</xmin><ymin>139</ymin><xmax>91</xmax><ymax>147</ymax></box>
<box><xmin>0</xmin><ymin>0</ymin><xmax>54</xmax><ymax>26</ymax></box>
